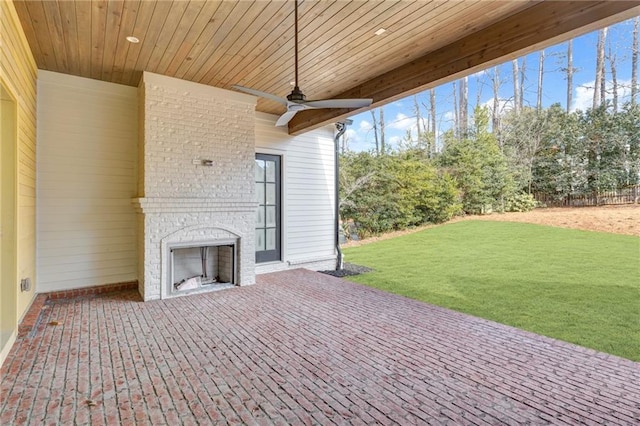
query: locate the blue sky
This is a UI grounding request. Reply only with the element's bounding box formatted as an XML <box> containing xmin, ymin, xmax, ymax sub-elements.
<box><xmin>344</xmin><ymin>17</ymin><xmax>638</xmax><ymax>152</ymax></box>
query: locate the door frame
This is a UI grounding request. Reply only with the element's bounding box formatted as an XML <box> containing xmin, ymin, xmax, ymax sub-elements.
<box><xmin>255</xmin><ymin>153</ymin><xmax>282</xmax><ymax>263</ymax></box>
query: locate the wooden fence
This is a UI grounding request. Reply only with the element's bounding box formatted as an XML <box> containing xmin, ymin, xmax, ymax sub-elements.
<box><xmin>534</xmin><ymin>185</ymin><xmax>640</xmax><ymax>207</ymax></box>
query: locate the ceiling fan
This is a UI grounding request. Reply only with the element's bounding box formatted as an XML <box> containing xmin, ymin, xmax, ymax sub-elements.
<box><xmin>232</xmin><ymin>0</ymin><xmax>373</xmax><ymax>127</ymax></box>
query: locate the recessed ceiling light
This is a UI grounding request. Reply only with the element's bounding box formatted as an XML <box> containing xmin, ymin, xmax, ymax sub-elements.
<box><xmin>374</xmin><ymin>28</ymin><xmax>386</xmax><ymax>36</ymax></box>
<box><xmin>126</xmin><ymin>36</ymin><xmax>140</xmax><ymax>43</ymax></box>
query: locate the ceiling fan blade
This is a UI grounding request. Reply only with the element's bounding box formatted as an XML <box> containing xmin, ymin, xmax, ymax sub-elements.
<box><xmin>231</xmin><ymin>85</ymin><xmax>288</xmax><ymax>105</ymax></box>
<box><xmin>276</xmin><ymin>110</ymin><xmax>298</xmax><ymax>127</ymax></box>
<box><xmin>303</xmin><ymin>98</ymin><xmax>373</xmax><ymax>109</ymax></box>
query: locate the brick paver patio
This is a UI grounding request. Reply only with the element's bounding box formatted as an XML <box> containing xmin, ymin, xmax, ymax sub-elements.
<box><xmin>1</xmin><ymin>269</ymin><xmax>639</xmax><ymax>425</ymax></box>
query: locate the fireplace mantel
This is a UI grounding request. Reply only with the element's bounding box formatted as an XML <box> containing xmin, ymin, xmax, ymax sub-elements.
<box><xmin>133</xmin><ymin>198</ymin><xmax>257</xmax><ymax>214</ymax></box>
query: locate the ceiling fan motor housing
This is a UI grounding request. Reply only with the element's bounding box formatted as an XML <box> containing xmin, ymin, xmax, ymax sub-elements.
<box><xmin>287</xmin><ymin>86</ymin><xmax>306</xmax><ymax>102</ymax></box>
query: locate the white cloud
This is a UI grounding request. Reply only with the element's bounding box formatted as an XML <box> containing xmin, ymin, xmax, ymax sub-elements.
<box><xmin>385</xmin><ymin>112</ymin><xmax>430</xmax><ymax>143</ymax></box>
<box><xmin>572</xmin><ymin>79</ymin><xmax>632</xmax><ymax>112</ymax></box>
<box><xmin>387</xmin><ymin>112</ymin><xmax>415</xmax><ymax>131</ymax></box>
<box><xmin>573</xmin><ymin>85</ymin><xmax>592</xmax><ymax>112</ymax></box>
<box><xmin>358</xmin><ymin>119</ymin><xmax>373</xmax><ymax>131</ymax></box>
<box><xmin>340</xmin><ymin>128</ymin><xmax>363</xmax><ymax>152</ymax></box>
<box><xmin>344</xmin><ymin>128</ymin><xmax>358</xmax><ymax>141</ymax></box>
<box><xmin>480</xmin><ymin>97</ymin><xmax>514</xmax><ymax>117</ymax></box>
<box><xmin>442</xmin><ymin>110</ymin><xmax>455</xmax><ymax>122</ymax></box>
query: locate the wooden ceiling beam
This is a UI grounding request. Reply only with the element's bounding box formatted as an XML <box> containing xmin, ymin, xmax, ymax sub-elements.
<box><xmin>288</xmin><ymin>1</ymin><xmax>640</xmax><ymax>135</ymax></box>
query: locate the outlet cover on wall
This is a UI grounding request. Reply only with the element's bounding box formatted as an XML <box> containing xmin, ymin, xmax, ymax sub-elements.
<box><xmin>20</xmin><ymin>277</ymin><xmax>31</xmax><ymax>292</ymax></box>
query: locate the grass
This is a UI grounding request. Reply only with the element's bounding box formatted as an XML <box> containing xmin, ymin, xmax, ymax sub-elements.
<box><xmin>343</xmin><ymin>221</ymin><xmax>640</xmax><ymax>361</ymax></box>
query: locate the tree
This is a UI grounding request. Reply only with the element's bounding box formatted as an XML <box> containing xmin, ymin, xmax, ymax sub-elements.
<box><xmin>512</xmin><ymin>59</ymin><xmax>521</xmax><ymax>113</ymax></box>
<box><xmin>582</xmin><ymin>105</ymin><xmax>637</xmax><ymax>192</ymax></box>
<box><xmin>452</xmin><ymin>80</ymin><xmax>459</xmax><ymax>137</ymax></box>
<box><xmin>492</xmin><ymin>66</ymin><xmax>501</xmax><ymax>133</ymax></box>
<box><xmin>594</xmin><ymin>28</ymin><xmax>607</xmax><ymax>110</ymax></box>
<box><xmin>370</xmin><ymin>109</ymin><xmax>379</xmax><ymax>154</ymax></box>
<box><xmin>620</xmin><ymin>103</ymin><xmax>640</xmax><ymax>185</ymax></box>
<box><xmin>501</xmin><ymin>107</ymin><xmax>546</xmax><ymax>193</ymax></box>
<box><xmin>430</xmin><ymin>88</ymin><xmax>437</xmax><ymax>154</ymax></box>
<box><xmin>475</xmin><ymin>71</ymin><xmax>484</xmax><ymax>108</ymax></box>
<box><xmin>537</xmin><ymin>50</ymin><xmax>545</xmax><ymax>111</ymax></box>
<box><xmin>438</xmin><ymin>107</ymin><xmax>513</xmax><ymax>214</ymax></box>
<box><xmin>566</xmin><ymin>40</ymin><xmax>574</xmax><ymax>113</ymax></box>
<box><xmin>531</xmin><ymin>105</ymin><xmax>586</xmax><ymax>200</ymax></box>
<box><xmin>600</xmin><ymin>28</ymin><xmax>608</xmax><ymax>104</ymax></box>
<box><xmin>413</xmin><ymin>95</ymin><xmax>422</xmax><ymax>142</ymax></box>
<box><xmin>632</xmin><ymin>17</ymin><xmax>638</xmax><ymax>105</ymax></box>
<box><xmin>369</xmin><ymin>108</ymin><xmax>386</xmax><ymax>155</ymax></box>
<box><xmin>519</xmin><ymin>57</ymin><xmax>526</xmax><ymax>111</ymax></box>
<box><xmin>388</xmin><ymin>154</ymin><xmax>461</xmax><ymax>226</ymax></box>
<box><xmin>339</xmin><ymin>151</ymin><xmax>392</xmax><ymax>235</ymax></box>
<box><xmin>460</xmin><ymin>76</ymin><xmax>469</xmax><ymax>136</ymax></box>
<box><xmin>608</xmin><ymin>45</ymin><xmax>618</xmax><ymax>113</ymax></box>
<box><xmin>380</xmin><ymin>107</ymin><xmax>386</xmax><ymax>155</ymax></box>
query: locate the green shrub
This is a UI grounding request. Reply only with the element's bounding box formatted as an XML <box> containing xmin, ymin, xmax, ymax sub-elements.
<box><xmin>340</xmin><ymin>152</ymin><xmax>461</xmax><ymax>237</ymax></box>
<box><xmin>505</xmin><ymin>192</ymin><xmax>538</xmax><ymax>212</ymax></box>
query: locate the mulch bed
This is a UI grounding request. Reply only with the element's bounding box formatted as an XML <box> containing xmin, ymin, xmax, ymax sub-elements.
<box><xmin>319</xmin><ymin>262</ymin><xmax>373</xmax><ymax>278</ymax></box>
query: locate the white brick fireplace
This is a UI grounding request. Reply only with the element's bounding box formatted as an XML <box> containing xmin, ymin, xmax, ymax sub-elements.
<box><xmin>133</xmin><ymin>72</ymin><xmax>257</xmax><ymax>300</ymax></box>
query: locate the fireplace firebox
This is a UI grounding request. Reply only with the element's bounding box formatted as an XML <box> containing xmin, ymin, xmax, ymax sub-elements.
<box><xmin>168</xmin><ymin>240</ymin><xmax>237</xmax><ymax>296</ymax></box>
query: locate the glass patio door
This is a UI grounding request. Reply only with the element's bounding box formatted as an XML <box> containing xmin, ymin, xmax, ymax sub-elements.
<box><xmin>255</xmin><ymin>154</ymin><xmax>281</xmax><ymax>263</ymax></box>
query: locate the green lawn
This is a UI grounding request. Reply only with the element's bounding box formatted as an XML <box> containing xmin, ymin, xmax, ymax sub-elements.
<box><xmin>343</xmin><ymin>221</ymin><xmax>640</xmax><ymax>361</ymax></box>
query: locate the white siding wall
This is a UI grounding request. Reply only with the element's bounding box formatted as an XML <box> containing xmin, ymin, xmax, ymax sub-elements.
<box><xmin>255</xmin><ymin>112</ymin><xmax>336</xmax><ymax>273</ymax></box>
<box><xmin>37</xmin><ymin>71</ymin><xmax>138</xmax><ymax>292</ymax></box>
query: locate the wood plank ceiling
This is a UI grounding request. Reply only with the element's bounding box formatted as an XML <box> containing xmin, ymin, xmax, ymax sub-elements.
<box><xmin>12</xmin><ymin>1</ymin><xmax>640</xmax><ymax>134</ymax></box>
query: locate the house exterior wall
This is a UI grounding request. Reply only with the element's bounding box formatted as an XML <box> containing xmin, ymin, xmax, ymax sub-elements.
<box><xmin>254</xmin><ymin>112</ymin><xmax>337</xmax><ymax>274</ymax></box>
<box><xmin>0</xmin><ymin>0</ymin><xmax>38</xmax><ymax>364</ymax></box>
<box><xmin>36</xmin><ymin>71</ymin><xmax>138</xmax><ymax>292</ymax></box>
<box><xmin>32</xmin><ymin>70</ymin><xmax>336</xmax><ymax>302</ymax></box>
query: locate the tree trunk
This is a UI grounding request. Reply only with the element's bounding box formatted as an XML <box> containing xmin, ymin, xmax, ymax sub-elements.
<box><xmin>567</xmin><ymin>40</ymin><xmax>573</xmax><ymax>113</ymax></box>
<box><xmin>594</xmin><ymin>27</ymin><xmax>607</xmax><ymax>110</ymax></box>
<box><xmin>519</xmin><ymin>57</ymin><xmax>526</xmax><ymax>111</ymax></box>
<box><xmin>475</xmin><ymin>73</ymin><xmax>483</xmax><ymax>108</ymax></box>
<box><xmin>453</xmin><ymin>81</ymin><xmax>459</xmax><ymax>138</ymax></box>
<box><xmin>430</xmin><ymin>88</ymin><xmax>436</xmax><ymax>155</ymax></box>
<box><xmin>370</xmin><ymin>109</ymin><xmax>379</xmax><ymax>155</ymax></box>
<box><xmin>380</xmin><ymin>107</ymin><xmax>386</xmax><ymax>155</ymax></box>
<box><xmin>632</xmin><ymin>17</ymin><xmax>639</xmax><ymax>105</ymax></box>
<box><xmin>512</xmin><ymin>59</ymin><xmax>520</xmax><ymax>113</ymax></box>
<box><xmin>413</xmin><ymin>95</ymin><xmax>421</xmax><ymax>142</ymax></box>
<box><xmin>608</xmin><ymin>46</ymin><xmax>618</xmax><ymax>113</ymax></box>
<box><xmin>492</xmin><ymin>66</ymin><xmax>500</xmax><ymax>133</ymax></box>
<box><xmin>600</xmin><ymin>28</ymin><xmax>608</xmax><ymax>104</ymax></box>
<box><xmin>537</xmin><ymin>50</ymin><xmax>545</xmax><ymax>111</ymax></box>
<box><xmin>460</xmin><ymin>76</ymin><xmax>468</xmax><ymax>136</ymax></box>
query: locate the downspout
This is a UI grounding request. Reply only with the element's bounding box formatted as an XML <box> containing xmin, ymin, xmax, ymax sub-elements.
<box><xmin>334</xmin><ymin>120</ymin><xmax>352</xmax><ymax>270</ymax></box>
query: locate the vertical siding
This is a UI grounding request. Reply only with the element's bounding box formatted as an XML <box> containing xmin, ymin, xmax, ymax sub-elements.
<box><xmin>255</xmin><ymin>113</ymin><xmax>336</xmax><ymax>266</ymax></box>
<box><xmin>0</xmin><ymin>1</ymin><xmax>37</xmax><ymax>330</ymax></box>
<box><xmin>37</xmin><ymin>71</ymin><xmax>138</xmax><ymax>292</ymax></box>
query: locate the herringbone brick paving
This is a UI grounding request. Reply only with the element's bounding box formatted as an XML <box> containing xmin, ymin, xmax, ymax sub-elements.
<box><xmin>1</xmin><ymin>269</ymin><xmax>639</xmax><ymax>425</ymax></box>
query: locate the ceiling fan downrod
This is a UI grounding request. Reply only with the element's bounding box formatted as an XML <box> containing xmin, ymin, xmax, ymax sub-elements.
<box><xmin>231</xmin><ymin>0</ymin><xmax>372</xmax><ymax>127</ymax></box>
<box><xmin>287</xmin><ymin>0</ymin><xmax>306</xmax><ymax>102</ymax></box>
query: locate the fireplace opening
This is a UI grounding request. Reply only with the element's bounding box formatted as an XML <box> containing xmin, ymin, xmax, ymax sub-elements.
<box><xmin>169</xmin><ymin>241</ymin><xmax>236</xmax><ymax>295</ymax></box>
